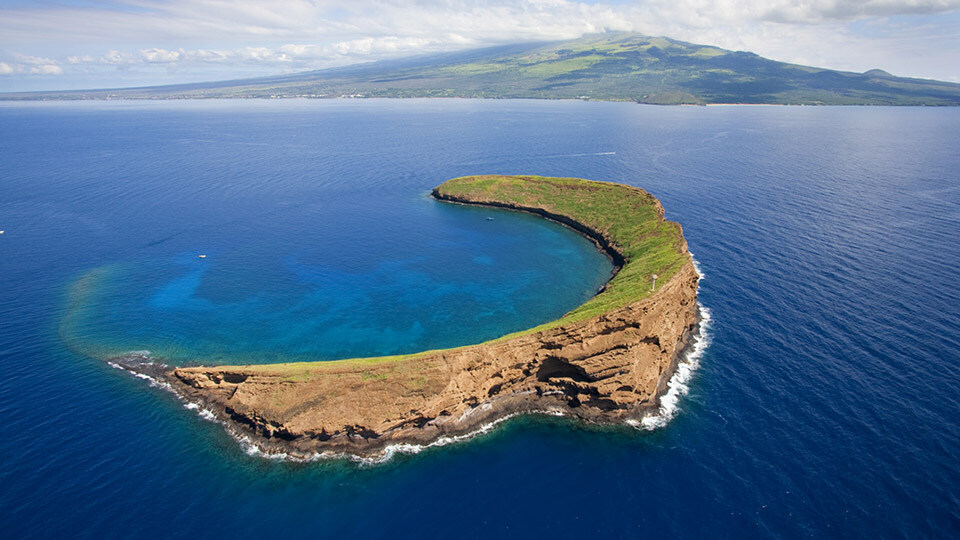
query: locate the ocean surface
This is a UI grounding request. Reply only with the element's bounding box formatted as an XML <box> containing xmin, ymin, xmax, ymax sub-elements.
<box><xmin>1</xmin><ymin>99</ymin><xmax>958</xmax><ymax>537</ymax></box>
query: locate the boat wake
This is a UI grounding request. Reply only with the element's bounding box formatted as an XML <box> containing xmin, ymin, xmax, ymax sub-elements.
<box><xmin>542</xmin><ymin>151</ymin><xmax>617</xmax><ymax>158</ymax></box>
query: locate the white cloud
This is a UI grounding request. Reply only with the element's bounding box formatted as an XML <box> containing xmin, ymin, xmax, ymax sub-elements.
<box><xmin>66</xmin><ymin>55</ymin><xmax>97</xmax><ymax>64</ymax></box>
<box><xmin>0</xmin><ymin>54</ymin><xmax>64</xmax><ymax>76</ymax></box>
<box><xmin>28</xmin><ymin>64</ymin><xmax>64</xmax><ymax>75</ymax></box>
<box><xmin>59</xmin><ymin>35</ymin><xmax>485</xmax><ymax>70</ymax></box>
<box><xmin>140</xmin><ymin>48</ymin><xmax>183</xmax><ymax>63</ymax></box>
<box><xmin>2</xmin><ymin>1</ymin><xmax>957</xmax><ymax>42</ymax></box>
<box><xmin>100</xmin><ymin>50</ymin><xmax>137</xmax><ymax>65</ymax></box>
<box><xmin>0</xmin><ymin>0</ymin><xmax>958</xmax><ymax>86</ymax></box>
<box><xmin>758</xmin><ymin>0</ymin><xmax>960</xmax><ymax>23</ymax></box>
<box><xmin>14</xmin><ymin>54</ymin><xmax>60</xmax><ymax>66</ymax></box>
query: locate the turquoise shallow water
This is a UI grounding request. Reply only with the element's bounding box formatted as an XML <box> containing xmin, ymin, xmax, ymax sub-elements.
<box><xmin>1</xmin><ymin>99</ymin><xmax>959</xmax><ymax>537</ymax></box>
<box><xmin>42</xmin><ymin>101</ymin><xmax>612</xmax><ymax>364</ymax></box>
<box><xmin>61</xmin><ymin>194</ymin><xmax>611</xmax><ymax>364</ymax></box>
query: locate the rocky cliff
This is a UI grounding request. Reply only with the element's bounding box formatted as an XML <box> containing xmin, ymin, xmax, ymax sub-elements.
<box><xmin>156</xmin><ymin>176</ymin><xmax>700</xmax><ymax>459</ymax></box>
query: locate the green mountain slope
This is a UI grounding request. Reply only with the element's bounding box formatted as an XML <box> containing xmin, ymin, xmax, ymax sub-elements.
<box><xmin>6</xmin><ymin>33</ymin><xmax>960</xmax><ymax>105</ymax></box>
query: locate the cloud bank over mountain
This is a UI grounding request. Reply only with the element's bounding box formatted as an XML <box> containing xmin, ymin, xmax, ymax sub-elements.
<box><xmin>1</xmin><ymin>0</ymin><xmax>958</xmax><ymax>90</ymax></box>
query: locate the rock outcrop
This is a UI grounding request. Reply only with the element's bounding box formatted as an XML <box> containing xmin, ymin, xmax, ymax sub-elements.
<box><xmin>152</xmin><ymin>176</ymin><xmax>700</xmax><ymax>459</ymax></box>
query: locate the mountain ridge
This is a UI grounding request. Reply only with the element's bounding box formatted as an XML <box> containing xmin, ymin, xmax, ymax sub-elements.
<box><xmin>4</xmin><ymin>32</ymin><xmax>959</xmax><ymax>105</ymax></box>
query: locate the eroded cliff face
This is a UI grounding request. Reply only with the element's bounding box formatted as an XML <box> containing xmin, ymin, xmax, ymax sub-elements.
<box><xmin>144</xmin><ymin>178</ymin><xmax>701</xmax><ymax>459</ymax></box>
<box><xmin>166</xmin><ymin>261</ymin><xmax>699</xmax><ymax>458</ymax></box>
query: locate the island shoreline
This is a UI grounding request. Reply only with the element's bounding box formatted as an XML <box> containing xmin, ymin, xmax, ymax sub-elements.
<box><xmin>106</xmin><ymin>175</ymin><xmax>701</xmax><ymax>460</ymax></box>
<box><xmin>113</xmin><ymin>300</ymin><xmax>704</xmax><ymax>462</ymax></box>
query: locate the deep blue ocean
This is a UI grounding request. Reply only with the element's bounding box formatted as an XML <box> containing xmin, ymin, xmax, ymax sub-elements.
<box><xmin>1</xmin><ymin>99</ymin><xmax>958</xmax><ymax>537</ymax></box>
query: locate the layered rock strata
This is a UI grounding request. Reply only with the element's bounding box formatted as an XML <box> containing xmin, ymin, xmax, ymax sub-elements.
<box><xmin>150</xmin><ymin>176</ymin><xmax>700</xmax><ymax>458</ymax></box>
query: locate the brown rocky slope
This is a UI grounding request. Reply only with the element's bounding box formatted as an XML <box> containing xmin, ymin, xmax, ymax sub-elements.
<box><xmin>153</xmin><ymin>175</ymin><xmax>700</xmax><ymax>459</ymax></box>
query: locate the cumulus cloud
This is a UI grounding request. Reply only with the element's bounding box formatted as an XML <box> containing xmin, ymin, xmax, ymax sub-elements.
<box><xmin>14</xmin><ymin>54</ymin><xmax>60</xmax><ymax>66</ymax></box>
<box><xmin>66</xmin><ymin>54</ymin><xmax>97</xmax><ymax>64</ymax></box>
<box><xmin>140</xmin><ymin>48</ymin><xmax>183</xmax><ymax>63</ymax></box>
<box><xmin>99</xmin><ymin>50</ymin><xmax>137</xmax><ymax>65</ymax></box>
<box><xmin>0</xmin><ymin>54</ymin><xmax>63</xmax><ymax>76</ymax></box>
<box><xmin>59</xmin><ymin>34</ymin><xmax>485</xmax><ymax>70</ymax></box>
<box><xmin>28</xmin><ymin>64</ymin><xmax>64</xmax><ymax>75</ymax></box>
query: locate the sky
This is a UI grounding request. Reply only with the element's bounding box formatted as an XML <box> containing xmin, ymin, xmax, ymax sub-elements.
<box><xmin>1</xmin><ymin>0</ymin><xmax>959</xmax><ymax>91</ymax></box>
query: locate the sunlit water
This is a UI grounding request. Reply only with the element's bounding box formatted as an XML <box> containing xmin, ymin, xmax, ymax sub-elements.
<box><xmin>1</xmin><ymin>100</ymin><xmax>958</xmax><ymax>537</ymax></box>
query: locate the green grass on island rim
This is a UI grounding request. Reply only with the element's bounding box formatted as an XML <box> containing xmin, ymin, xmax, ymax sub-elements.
<box><xmin>183</xmin><ymin>174</ymin><xmax>691</xmax><ymax>374</ymax></box>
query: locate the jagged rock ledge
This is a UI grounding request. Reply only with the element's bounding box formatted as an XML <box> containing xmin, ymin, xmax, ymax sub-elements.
<box><xmin>137</xmin><ymin>175</ymin><xmax>700</xmax><ymax>459</ymax></box>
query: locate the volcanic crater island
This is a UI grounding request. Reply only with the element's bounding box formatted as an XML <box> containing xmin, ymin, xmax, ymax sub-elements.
<box><xmin>101</xmin><ymin>175</ymin><xmax>701</xmax><ymax>459</ymax></box>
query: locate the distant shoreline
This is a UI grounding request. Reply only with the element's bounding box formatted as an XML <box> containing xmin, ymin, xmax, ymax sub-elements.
<box><xmin>3</xmin><ymin>95</ymin><xmax>958</xmax><ymax>107</ymax></box>
<box><xmin>5</xmin><ymin>32</ymin><xmax>959</xmax><ymax>106</ymax></box>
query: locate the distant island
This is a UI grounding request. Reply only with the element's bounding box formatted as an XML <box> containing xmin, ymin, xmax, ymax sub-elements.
<box><xmin>5</xmin><ymin>32</ymin><xmax>960</xmax><ymax>105</ymax></box>
<box><xmin>111</xmin><ymin>175</ymin><xmax>702</xmax><ymax>459</ymax></box>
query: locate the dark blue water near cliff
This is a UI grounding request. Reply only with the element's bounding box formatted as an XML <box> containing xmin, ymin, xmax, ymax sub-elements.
<box><xmin>1</xmin><ymin>100</ymin><xmax>958</xmax><ymax>537</ymax></box>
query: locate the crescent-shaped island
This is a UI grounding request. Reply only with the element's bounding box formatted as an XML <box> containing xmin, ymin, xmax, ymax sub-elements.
<box><xmin>114</xmin><ymin>175</ymin><xmax>701</xmax><ymax>459</ymax></box>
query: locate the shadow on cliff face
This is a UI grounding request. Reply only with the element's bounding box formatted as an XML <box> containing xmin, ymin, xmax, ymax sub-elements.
<box><xmin>536</xmin><ymin>356</ymin><xmax>592</xmax><ymax>383</ymax></box>
<box><xmin>536</xmin><ymin>356</ymin><xmax>628</xmax><ymax>411</ymax></box>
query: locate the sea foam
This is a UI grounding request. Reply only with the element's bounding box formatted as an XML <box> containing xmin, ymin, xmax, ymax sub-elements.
<box><xmin>633</xmin><ymin>254</ymin><xmax>711</xmax><ymax>430</ymax></box>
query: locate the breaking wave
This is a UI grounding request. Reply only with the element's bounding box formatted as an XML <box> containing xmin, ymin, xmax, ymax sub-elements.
<box><xmin>633</xmin><ymin>303</ymin><xmax>711</xmax><ymax>431</ymax></box>
<box><xmin>631</xmin><ymin>254</ymin><xmax>711</xmax><ymax>430</ymax></box>
<box><xmin>231</xmin><ymin>408</ymin><xmax>569</xmax><ymax>466</ymax></box>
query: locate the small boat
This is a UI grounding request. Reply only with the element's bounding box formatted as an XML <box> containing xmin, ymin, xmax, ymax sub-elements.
<box><xmin>486</xmin><ymin>217</ymin><xmax>494</xmax><ymax>221</ymax></box>
<box><xmin>198</xmin><ymin>254</ymin><xmax>207</xmax><ymax>258</ymax></box>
